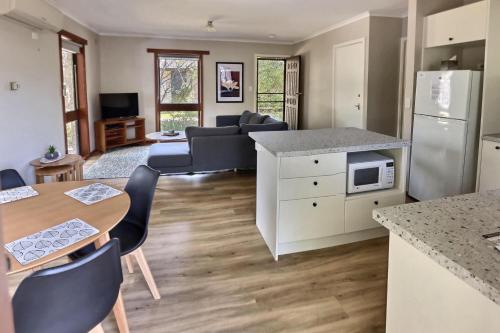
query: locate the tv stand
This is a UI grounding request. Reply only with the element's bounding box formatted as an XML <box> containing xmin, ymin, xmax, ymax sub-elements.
<box><xmin>95</xmin><ymin>117</ymin><xmax>146</xmax><ymax>153</ymax></box>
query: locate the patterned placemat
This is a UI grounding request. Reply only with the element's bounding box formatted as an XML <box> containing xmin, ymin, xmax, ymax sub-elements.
<box><xmin>4</xmin><ymin>218</ymin><xmax>99</xmax><ymax>265</ymax></box>
<box><xmin>0</xmin><ymin>186</ymin><xmax>39</xmax><ymax>205</ymax></box>
<box><xmin>65</xmin><ymin>182</ymin><xmax>123</xmax><ymax>205</ymax></box>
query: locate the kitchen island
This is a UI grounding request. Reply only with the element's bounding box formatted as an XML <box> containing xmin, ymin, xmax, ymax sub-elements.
<box><xmin>249</xmin><ymin>128</ymin><xmax>410</xmax><ymax>260</ymax></box>
<box><xmin>373</xmin><ymin>191</ymin><xmax>500</xmax><ymax>333</ymax></box>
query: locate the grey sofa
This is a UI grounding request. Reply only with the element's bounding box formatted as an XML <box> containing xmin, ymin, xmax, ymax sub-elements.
<box><xmin>147</xmin><ymin>111</ymin><xmax>288</xmax><ymax>174</ymax></box>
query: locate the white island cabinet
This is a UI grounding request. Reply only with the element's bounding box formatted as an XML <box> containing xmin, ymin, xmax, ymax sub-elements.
<box><xmin>374</xmin><ymin>191</ymin><xmax>500</xmax><ymax>333</ymax></box>
<box><xmin>249</xmin><ymin>128</ymin><xmax>410</xmax><ymax>260</ymax></box>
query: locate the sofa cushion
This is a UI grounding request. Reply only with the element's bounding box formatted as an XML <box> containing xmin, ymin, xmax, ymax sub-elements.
<box><xmin>148</xmin><ymin>142</ymin><xmax>192</xmax><ymax>168</ymax></box>
<box><xmin>263</xmin><ymin>117</ymin><xmax>281</xmax><ymax>124</ymax></box>
<box><xmin>240</xmin><ymin>123</ymin><xmax>287</xmax><ymax>134</ymax></box>
<box><xmin>239</xmin><ymin>110</ymin><xmax>253</xmax><ymax>125</ymax></box>
<box><xmin>185</xmin><ymin>126</ymin><xmax>240</xmax><ymax>149</ymax></box>
<box><xmin>248</xmin><ymin>113</ymin><xmax>269</xmax><ymax>124</ymax></box>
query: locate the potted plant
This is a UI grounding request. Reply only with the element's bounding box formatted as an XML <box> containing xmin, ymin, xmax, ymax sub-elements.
<box><xmin>45</xmin><ymin>145</ymin><xmax>60</xmax><ymax>160</ymax></box>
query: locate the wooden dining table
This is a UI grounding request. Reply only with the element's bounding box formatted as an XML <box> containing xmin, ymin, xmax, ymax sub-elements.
<box><xmin>2</xmin><ymin>181</ymin><xmax>131</xmax><ymax>333</ymax></box>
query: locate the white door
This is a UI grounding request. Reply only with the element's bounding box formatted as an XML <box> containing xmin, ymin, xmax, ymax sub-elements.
<box><xmin>409</xmin><ymin>114</ymin><xmax>467</xmax><ymax>201</ymax></box>
<box><xmin>333</xmin><ymin>39</ymin><xmax>365</xmax><ymax>128</ymax></box>
<box><xmin>414</xmin><ymin>71</ymin><xmax>472</xmax><ymax>120</ymax></box>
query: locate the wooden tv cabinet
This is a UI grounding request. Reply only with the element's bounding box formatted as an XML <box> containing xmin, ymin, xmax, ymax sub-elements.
<box><xmin>95</xmin><ymin>117</ymin><xmax>146</xmax><ymax>153</ymax></box>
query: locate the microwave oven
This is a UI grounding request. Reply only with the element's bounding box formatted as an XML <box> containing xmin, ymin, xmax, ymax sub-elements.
<box><xmin>347</xmin><ymin>152</ymin><xmax>395</xmax><ymax>194</ymax></box>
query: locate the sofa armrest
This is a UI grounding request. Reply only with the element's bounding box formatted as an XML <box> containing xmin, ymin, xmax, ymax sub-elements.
<box><xmin>216</xmin><ymin>115</ymin><xmax>241</xmax><ymax>127</ymax></box>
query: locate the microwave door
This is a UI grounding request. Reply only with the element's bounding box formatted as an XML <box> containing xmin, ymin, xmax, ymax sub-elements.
<box><xmin>354</xmin><ymin>167</ymin><xmax>381</xmax><ymax>187</ymax></box>
<box><xmin>349</xmin><ymin>163</ymin><xmax>382</xmax><ymax>193</ymax></box>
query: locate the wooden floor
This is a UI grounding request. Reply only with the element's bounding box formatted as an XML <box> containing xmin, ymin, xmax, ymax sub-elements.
<box><xmin>8</xmin><ymin>171</ymin><xmax>389</xmax><ymax>333</ymax></box>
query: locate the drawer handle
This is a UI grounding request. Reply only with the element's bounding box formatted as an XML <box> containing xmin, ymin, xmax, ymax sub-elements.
<box><xmin>495</xmin><ymin>146</ymin><xmax>500</xmax><ymax>150</ymax></box>
<box><xmin>313</xmin><ymin>202</ymin><xmax>318</xmax><ymax>207</ymax></box>
<box><xmin>314</xmin><ymin>159</ymin><xmax>319</xmax><ymax>164</ymax></box>
<box><xmin>313</xmin><ymin>181</ymin><xmax>318</xmax><ymax>186</ymax></box>
<box><xmin>374</xmin><ymin>201</ymin><xmax>379</xmax><ymax>205</ymax></box>
<box><xmin>448</xmin><ymin>37</ymin><xmax>454</xmax><ymax>41</ymax></box>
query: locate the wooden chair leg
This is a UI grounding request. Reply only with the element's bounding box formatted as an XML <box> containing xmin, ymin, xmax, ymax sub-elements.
<box><xmin>133</xmin><ymin>247</ymin><xmax>161</xmax><ymax>300</ymax></box>
<box><xmin>89</xmin><ymin>323</ymin><xmax>105</xmax><ymax>333</ymax></box>
<box><xmin>124</xmin><ymin>255</ymin><xmax>134</xmax><ymax>274</ymax></box>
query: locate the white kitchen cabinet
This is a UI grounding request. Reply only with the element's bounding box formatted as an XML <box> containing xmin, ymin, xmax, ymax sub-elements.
<box><xmin>279</xmin><ymin>196</ymin><xmax>345</xmax><ymax>243</ymax></box>
<box><xmin>279</xmin><ymin>153</ymin><xmax>346</xmax><ymax>179</ymax></box>
<box><xmin>254</xmin><ymin>136</ymin><xmax>409</xmax><ymax>260</ymax></box>
<box><xmin>424</xmin><ymin>1</ymin><xmax>487</xmax><ymax>48</ymax></box>
<box><xmin>279</xmin><ymin>173</ymin><xmax>346</xmax><ymax>201</ymax></box>
<box><xmin>345</xmin><ymin>192</ymin><xmax>405</xmax><ymax>233</ymax></box>
<box><xmin>479</xmin><ymin>139</ymin><xmax>500</xmax><ymax>191</ymax></box>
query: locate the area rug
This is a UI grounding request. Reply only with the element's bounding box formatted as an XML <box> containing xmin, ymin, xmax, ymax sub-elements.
<box><xmin>84</xmin><ymin>146</ymin><xmax>149</xmax><ymax>179</ymax></box>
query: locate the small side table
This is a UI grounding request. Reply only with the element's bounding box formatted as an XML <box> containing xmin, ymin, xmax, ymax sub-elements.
<box><xmin>30</xmin><ymin>154</ymin><xmax>84</xmax><ymax>184</ymax></box>
<box><xmin>146</xmin><ymin>131</ymin><xmax>186</xmax><ymax>143</ymax></box>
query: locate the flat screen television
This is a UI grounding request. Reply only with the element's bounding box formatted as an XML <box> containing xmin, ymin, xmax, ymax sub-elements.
<box><xmin>100</xmin><ymin>93</ymin><xmax>139</xmax><ymax>119</ymax></box>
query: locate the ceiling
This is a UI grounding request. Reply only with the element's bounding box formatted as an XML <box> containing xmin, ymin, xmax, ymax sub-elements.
<box><xmin>46</xmin><ymin>0</ymin><xmax>408</xmax><ymax>44</ymax></box>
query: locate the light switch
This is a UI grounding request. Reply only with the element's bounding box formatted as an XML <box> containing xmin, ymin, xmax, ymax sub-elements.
<box><xmin>10</xmin><ymin>82</ymin><xmax>20</xmax><ymax>91</ymax></box>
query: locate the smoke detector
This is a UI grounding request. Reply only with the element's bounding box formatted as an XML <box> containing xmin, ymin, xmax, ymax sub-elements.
<box><xmin>206</xmin><ymin>20</ymin><xmax>216</xmax><ymax>32</ymax></box>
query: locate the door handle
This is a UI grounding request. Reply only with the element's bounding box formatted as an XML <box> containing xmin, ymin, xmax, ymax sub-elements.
<box><xmin>354</xmin><ymin>103</ymin><xmax>361</xmax><ymax>111</ymax></box>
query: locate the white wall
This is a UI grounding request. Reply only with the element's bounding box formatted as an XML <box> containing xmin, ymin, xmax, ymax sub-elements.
<box><xmin>0</xmin><ymin>17</ymin><xmax>65</xmax><ymax>184</ymax></box>
<box><xmin>0</xmin><ymin>16</ymin><xmax>100</xmax><ymax>184</ymax></box>
<box><xmin>293</xmin><ymin>16</ymin><xmax>403</xmax><ymax>134</ymax></box>
<box><xmin>99</xmin><ymin>36</ymin><xmax>292</xmax><ymax>132</ymax></box>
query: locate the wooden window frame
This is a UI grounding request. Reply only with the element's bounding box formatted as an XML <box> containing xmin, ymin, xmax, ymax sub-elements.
<box><xmin>147</xmin><ymin>49</ymin><xmax>210</xmax><ymax>131</ymax></box>
<box><xmin>256</xmin><ymin>57</ymin><xmax>286</xmax><ymax>121</ymax></box>
<box><xmin>58</xmin><ymin>30</ymin><xmax>90</xmax><ymax>157</ymax></box>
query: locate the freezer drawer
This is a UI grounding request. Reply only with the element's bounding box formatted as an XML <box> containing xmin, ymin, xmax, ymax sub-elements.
<box><xmin>415</xmin><ymin>71</ymin><xmax>473</xmax><ymax>120</ymax></box>
<box><xmin>409</xmin><ymin>114</ymin><xmax>467</xmax><ymax>201</ymax></box>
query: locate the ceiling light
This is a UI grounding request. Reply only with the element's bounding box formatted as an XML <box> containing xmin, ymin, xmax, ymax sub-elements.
<box><xmin>206</xmin><ymin>20</ymin><xmax>216</xmax><ymax>32</ymax></box>
<box><xmin>268</xmin><ymin>34</ymin><xmax>276</xmax><ymax>39</ymax></box>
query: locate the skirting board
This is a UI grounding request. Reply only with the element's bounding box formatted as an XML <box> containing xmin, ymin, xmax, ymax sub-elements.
<box><xmin>276</xmin><ymin>227</ymin><xmax>389</xmax><ymax>259</ymax></box>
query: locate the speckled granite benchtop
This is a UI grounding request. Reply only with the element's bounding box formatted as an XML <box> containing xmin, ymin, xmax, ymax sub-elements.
<box><xmin>249</xmin><ymin>128</ymin><xmax>410</xmax><ymax>157</ymax></box>
<box><xmin>483</xmin><ymin>134</ymin><xmax>500</xmax><ymax>143</ymax></box>
<box><xmin>373</xmin><ymin>191</ymin><xmax>500</xmax><ymax>306</ymax></box>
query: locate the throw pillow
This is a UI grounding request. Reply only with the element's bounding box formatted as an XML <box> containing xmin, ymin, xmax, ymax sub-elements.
<box><xmin>239</xmin><ymin>110</ymin><xmax>253</xmax><ymax>125</ymax></box>
<box><xmin>248</xmin><ymin>113</ymin><xmax>269</xmax><ymax>124</ymax></box>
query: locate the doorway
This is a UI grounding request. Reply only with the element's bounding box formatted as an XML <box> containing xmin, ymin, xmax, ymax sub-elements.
<box><xmin>59</xmin><ymin>30</ymin><xmax>90</xmax><ymax>157</ymax></box>
<box><xmin>332</xmin><ymin>38</ymin><xmax>366</xmax><ymax>129</ymax></box>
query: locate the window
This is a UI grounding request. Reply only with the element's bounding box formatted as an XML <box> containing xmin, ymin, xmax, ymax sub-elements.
<box><xmin>256</xmin><ymin>58</ymin><xmax>286</xmax><ymax>121</ymax></box>
<box><xmin>149</xmin><ymin>49</ymin><xmax>209</xmax><ymax>131</ymax></box>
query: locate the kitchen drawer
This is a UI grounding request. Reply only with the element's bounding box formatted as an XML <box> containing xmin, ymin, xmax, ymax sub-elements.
<box><xmin>479</xmin><ymin>140</ymin><xmax>500</xmax><ymax>191</ymax></box>
<box><xmin>279</xmin><ymin>173</ymin><xmax>346</xmax><ymax>200</ymax></box>
<box><xmin>345</xmin><ymin>192</ymin><xmax>404</xmax><ymax>233</ymax></box>
<box><xmin>278</xmin><ymin>196</ymin><xmax>345</xmax><ymax>243</ymax></box>
<box><xmin>280</xmin><ymin>153</ymin><xmax>346</xmax><ymax>179</ymax></box>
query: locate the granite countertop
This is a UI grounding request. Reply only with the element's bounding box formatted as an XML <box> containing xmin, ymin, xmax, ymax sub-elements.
<box><xmin>373</xmin><ymin>191</ymin><xmax>500</xmax><ymax>306</ymax></box>
<box><xmin>249</xmin><ymin>128</ymin><xmax>410</xmax><ymax>157</ymax></box>
<box><xmin>483</xmin><ymin>134</ymin><xmax>500</xmax><ymax>143</ymax></box>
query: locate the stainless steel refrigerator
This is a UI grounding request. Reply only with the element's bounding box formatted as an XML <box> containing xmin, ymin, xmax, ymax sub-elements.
<box><xmin>409</xmin><ymin>70</ymin><xmax>482</xmax><ymax>201</ymax></box>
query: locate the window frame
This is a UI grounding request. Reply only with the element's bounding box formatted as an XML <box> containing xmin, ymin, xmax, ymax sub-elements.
<box><xmin>256</xmin><ymin>57</ymin><xmax>287</xmax><ymax>121</ymax></box>
<box><xmin>148</xmin><ymin>49</ymin><xmax>209</xmax><ymax>131</ymax></box>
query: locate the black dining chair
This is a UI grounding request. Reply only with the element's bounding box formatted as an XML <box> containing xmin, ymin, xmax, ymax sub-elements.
<box><xmin>12</xmin><ymin>239</ymin><xmax>122</xmax><ymax>333</ymax></box>
<box><xmin>72</xmin><ymin>165</ymin><xmax>161</xmax><ymax>299</ymax></box>
<box><xmin>0</xmin><ymin>169</ymin><xmax>26</xmax><ymax>190</ymax></box>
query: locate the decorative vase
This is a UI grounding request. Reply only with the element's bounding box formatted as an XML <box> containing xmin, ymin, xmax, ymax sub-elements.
<box><xmin>45</xmin><ymin>151</ymin><xmax>60</xmax><ymax>160</ymax></box>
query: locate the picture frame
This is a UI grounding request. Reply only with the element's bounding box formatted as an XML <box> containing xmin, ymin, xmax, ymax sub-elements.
<box><xmin>216</xmin><ymin>62</ymin><xmax>244</xmax><ymax>103</ymax></box>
